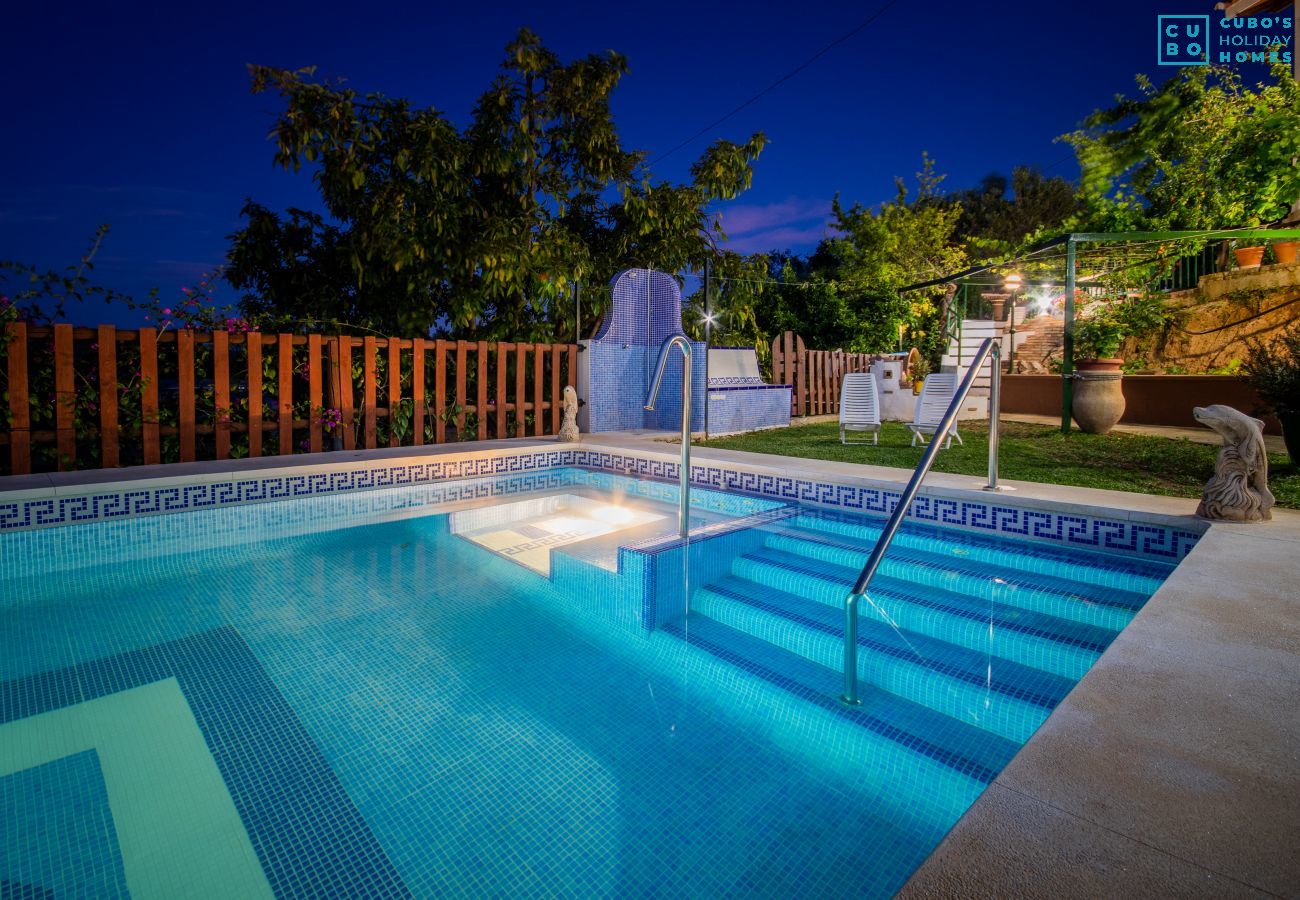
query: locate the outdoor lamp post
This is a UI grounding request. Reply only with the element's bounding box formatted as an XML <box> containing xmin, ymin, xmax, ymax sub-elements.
<box><xmin>1003</xmin><ymin>273</ymin><xmax>1022</xmax><ymax>372</ymax></box>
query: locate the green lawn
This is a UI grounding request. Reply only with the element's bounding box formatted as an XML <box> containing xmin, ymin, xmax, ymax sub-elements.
<box><xmin>699</xmin><ymin>420</ymin><xmax>1300</xmax><ymax>510</ymax></box>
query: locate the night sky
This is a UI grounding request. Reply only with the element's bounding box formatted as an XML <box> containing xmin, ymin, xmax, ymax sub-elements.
<box><xmin>1</xmin><ymin>0</ymin><xmax>1264</xmax><ymax>325</ymax></box>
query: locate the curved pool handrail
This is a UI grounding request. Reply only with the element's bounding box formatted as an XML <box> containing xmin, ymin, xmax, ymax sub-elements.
<box><xmin>841</xmin><ymin>337</ymin><xmax>1003</xmax><ymax>706</ymax></box>
<box><xmin>644</xmin><ymin>335</ymin><xmax>693</xmax><ymax>538</ymax></box>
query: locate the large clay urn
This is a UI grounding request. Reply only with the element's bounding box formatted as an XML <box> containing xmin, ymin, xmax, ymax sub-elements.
<box><xmin>1071</xmin><ymin>359</ymin><xmax>1125</xmax><ymax>434</ymax></box>
<box><xmin>983</xmin><ymin>292</ymin><xmax>1010</xmax><ymax>322</ymax></box>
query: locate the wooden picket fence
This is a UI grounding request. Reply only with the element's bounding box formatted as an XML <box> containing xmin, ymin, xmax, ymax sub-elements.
<box><xmin>769</xmin><ymin>331</ymin><xmax>878</xmax><ymax>417</ymax></box>
<box><xmin>1</xmin><ymin>323</ymin><xmax>578</xmax><ymax>475</ymax></box>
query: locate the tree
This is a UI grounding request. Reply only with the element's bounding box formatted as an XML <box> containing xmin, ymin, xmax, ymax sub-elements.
<box><xmin>950</xmin><ymin>167</ymin><xmax>1080</xmax><ymax>257</ymax></box>
<box><xmin>227</xmin><ymin>30</ymin><xmax>766</xmax><ymax>340</ymax></box>
<box><xmin>1063</xmin><ymin>63</ymin><xmax>1300</xmax><ymax>230</ymax></box>
<box><xmin>826</xmin><ymin>155</ymin><xmax>967</xmax><ymax>293</ymax></box>
<box><xmin>814</xmin><ymin>155</ymin><xmax>966</xmax><ymax>355</ymax></box>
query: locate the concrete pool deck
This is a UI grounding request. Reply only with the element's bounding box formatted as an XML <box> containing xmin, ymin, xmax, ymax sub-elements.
<box><xmin>4</xmin><ymin>431</ymin><xmax>1296</xmax><ymax>896</ymax></box>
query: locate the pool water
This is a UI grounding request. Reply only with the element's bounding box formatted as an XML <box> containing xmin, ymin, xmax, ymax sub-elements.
<box><xmin>0</xmin><ymin>467</ymin><xmax>1179</xmax><ymax>898</ymax></box>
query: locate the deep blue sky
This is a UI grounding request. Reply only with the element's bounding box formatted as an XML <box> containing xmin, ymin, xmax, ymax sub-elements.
<box><xmin>2</xmin><ymin>0</ymin><xmax>1247</xmax><ymax>325</ymax></box>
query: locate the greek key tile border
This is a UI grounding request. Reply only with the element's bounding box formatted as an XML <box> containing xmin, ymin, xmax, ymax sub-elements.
<box><xmin>0</xmin><ymin>447</ymin><xmax>1202</xmax><ymax>560</ymax></box>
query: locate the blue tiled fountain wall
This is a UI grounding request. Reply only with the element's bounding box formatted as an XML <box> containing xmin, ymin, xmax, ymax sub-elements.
<box><xmin>705</xmin><ymin>347</ymin><xmax>792</xmax><ymax>435</ymax></box>
<box><xmin>578</xmin><ymin>268</ymin><xmax>706</xmax><ymax>433</ymax></box>
<box><xmin>707</xmin><ymin>384</ymin><xmax>792</xmax><ymax>435</ymax></box>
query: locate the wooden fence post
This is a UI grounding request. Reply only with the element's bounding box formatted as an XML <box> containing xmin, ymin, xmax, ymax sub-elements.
<box><xmin>53</xmin><ymin>324</ymin><xmax>76</xmax><ymax>470</ymax></box>
<box><xmin>178</xmin><ymin>329</ymin><xmax>196</xmax><ymax>463</ymax></box>
<box><xmin>495</xmin><ymin>343</ymin><xmax>508</xmax><ymax>439</ymax></box>
<box><xmin>308</xmin><ymin>333</ymin><xmax>323</xmax><ymax>452</ymax></box>
<box><xmin>337</xmin><ymin>336</ymin><xmax>355</xmax><ymax>451</ymax></box>
<box><xmin>434</xmin><ymin>339</ymin><xmax>447</xmax><ymax>443</ymax></box>
<box><xmin>387</xmin><ymin>336</ymin><xmax>401</xmax><ymax>448</ymax></box>
<box><xmin>363</xmin><ymin>336</ymin><xmax>377</xmax><ymax>449</ymax></box>
<box><xmin>139</xmin><ymin>327</ymin><xmax>160</xmax><ymax>464</ymax></box>
<box><xmin>412</xmin><ymin>337</ymin><xmax>425</xmax><ymax>446</ymax></box>
<box><xmin>6</xmin><ymin>323</ymin><xmax>30</xmax><ymax>474</ymax></box>
<box><xmin>455</xmin><ymin>340</ymin><xmax>468</xmax><ymax>436</ymax></box>
<box><xmin>96</xmin><ymin>325</ymin><xmax>119</xmax><ymax>467</ymax></box>
<box><xmin>248</xmin><ymin>334</ymin><xmax>263</xmax><ymax>458</ymax></box>
<box><xmin>213</xmin><ymin>330</ymin><xmax>231</xmax><ymax>460</ymax></box>
<box><xmin>476</xmin><ymin>340</ymin><xmax>488</xmax><ymax>441</ymax></box>
<box><xmin>790</xmin><ymin>335</ymin><xmax>800</xmax><ymax>416</ymax></box>
<box><xmin>514</xmin><ymin>343</ymin><xmax>527</xmax><ymax>436</ymax></box>
<box><xmin>532</xmin><ymin>345</ymin><xmax>544</xmax><ymax>436</ymax></box>
<box><xmin>550</xmin><ymin>344</ymin><xmax>562</xmax><ymax>433</ymax></box>
<box><xmin>277</xmin><ymin>333</ymin><xmax>293</xmax><ymax>455</ymax></box>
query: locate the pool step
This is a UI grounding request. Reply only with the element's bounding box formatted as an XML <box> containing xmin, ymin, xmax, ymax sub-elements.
<box><xmin>732</xmin><ymin>547</ymin><xmax>1115</xmax><ymax>681</ymax></box>
<box><xmin>762</xmin><ymin>525</ymin><xmax>1144</xmax><ymax>632</ymax></box>
<box><xmin>663</xmin><ymin>613</ymin><xmax>1020</xmax><ymax>784</ymax></box>
<box><xmin>787</xmin><ymin>513</ymin><xmax>1171</xmax><ymax>597</ymax></box>
<box><xmin>693</xmin><ymin>577</ymin><xmax>1071</xmax><ymax>743</ymax></box>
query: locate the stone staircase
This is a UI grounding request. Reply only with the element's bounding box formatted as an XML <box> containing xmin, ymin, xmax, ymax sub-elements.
<box><xmin>1011</xmin><ymin>314</ymin><xmax>1065</xmax><ymax>373</ymax></box>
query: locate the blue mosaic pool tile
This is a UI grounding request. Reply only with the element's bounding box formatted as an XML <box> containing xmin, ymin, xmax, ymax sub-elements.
<box><xmin>0</xmin><ymin>445</ymin><xmax>1203</xmax><ymax>565</ymax></box>
<box><xmin>0</xmin><ymin>750</ymin><xmax>128</xmax><ymax>900</ymax></box>
<box><xmin>0</xmin><ymin>628</ymin><xmax>411</xmax><ymax>899</ymax></box>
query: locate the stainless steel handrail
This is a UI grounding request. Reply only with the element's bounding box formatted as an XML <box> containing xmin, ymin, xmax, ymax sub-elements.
<box><xmin>644</xmin><ymin>335</ymin><xmax>693</xmax><ymax>538</ymax></box>
<box><xmin>841</xmin><ymin>337</ymin><xmax>1003</xmax><ymax>706</ymax></box>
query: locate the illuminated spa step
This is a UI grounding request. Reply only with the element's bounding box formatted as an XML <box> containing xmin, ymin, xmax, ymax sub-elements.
<box><xmin>760</xmin><ymin>526</ymin><xmax>1142</xmax><ymax>632</ymax></box>
<box><xmin>692</xmin><ymin>577</ymin><xmax>1070</xmax><ymax>744</ymax></box>
<box><xmin>731</xmin><ymin>548</ymin><xmax>1111</xmax><ymax>681</ymax></box>
<box><xmin>786</xmin><ymin>513</ymin><xmax>1171</xmax><ymax>597</ymax></box>
<box><xmin>663</xmin><ymin>614</ymin><xmax>1020</xmax><ymax>786</ymax></box>
<box><xmin>448</xmin><ymin>493</ymin><xmax>670</xmax><ymax>575</ymax></box>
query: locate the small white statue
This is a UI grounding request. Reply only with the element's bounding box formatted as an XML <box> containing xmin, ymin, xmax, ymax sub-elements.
<box><xmin>1194</xmin><ymin>404</ymin><xmax>1274</xmax><ymax>522</ymax></box>
<box><xmin>558</xmin><ymin>385</ymin><xmax>581</xmax><ymax>442</ymax></box>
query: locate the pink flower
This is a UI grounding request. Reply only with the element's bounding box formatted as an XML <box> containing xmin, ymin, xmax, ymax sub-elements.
<box><xmin>162</xmin><ymin>308</ymin><xmax>171</xmax><ymax>315</ymax></box>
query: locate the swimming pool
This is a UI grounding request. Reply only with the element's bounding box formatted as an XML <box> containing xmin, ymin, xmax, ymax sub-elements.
<box><xmin>0</xmin><ymin>457</ymin><xmax>1190</xmax><ymax>897</ymax></box>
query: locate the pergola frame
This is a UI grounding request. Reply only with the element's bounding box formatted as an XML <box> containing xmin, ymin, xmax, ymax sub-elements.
<box><xmin>913</xmin><ymin>229</ymin><xmax>1300</xmax><ymax>433</ymax></box>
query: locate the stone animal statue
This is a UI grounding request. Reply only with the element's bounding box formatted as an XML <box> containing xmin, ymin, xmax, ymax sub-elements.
<box><xmin>558</xmin><ymin>385</ymin><xmax>581</xmax><ymax>442</ymax></box>
<box><xmin>1194</xmin><ymin>404</ymin><xmax>1274</xmax><ymax>522</ymax></box>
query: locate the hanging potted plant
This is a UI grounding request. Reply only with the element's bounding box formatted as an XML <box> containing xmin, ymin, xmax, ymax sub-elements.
<box><xmin>1242</xmin><ymin>324</ymin><xmax>1300</xmax><ymax>464</ymax></box>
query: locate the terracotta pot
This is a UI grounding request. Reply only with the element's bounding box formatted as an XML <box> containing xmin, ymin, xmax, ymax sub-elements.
<box><xmin>1074</xmin><ymin>358</ymin><xmax>1124</xmax><ymax>374</ymax></box>
<box><xmin>1272</xmin><ymin>241</ymin><xmax>1299</xmax><ymax>265</ymax></box>
<box><xmin>1234</xmin><ymin>246</ymin><xmax>1265</xmax><ymax>268</ymax></box>
<box><xmin>1071</xmin><ymin>364</ymin><xmax>1126</xmax><ymax>434</ymax></box>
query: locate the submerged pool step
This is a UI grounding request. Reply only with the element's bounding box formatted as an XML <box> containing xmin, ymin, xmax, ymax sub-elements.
<box><xmin>762</xmin><ymin>526</ymin><xmax>1144</xmax><ymax>633</ymax></box>
<box><xmin>788</xmin><ymin>513</ymin><xmax>1171</xmax><ymax>597</ymax></box>
<box><xmin>693</xmin><ymin>577</ymin><xmax>1070</xmax><ymax>743</ymax></box>
<box><xmin>732</xmin><ymin>548</ymin><xmax>1114</xmax><ymax>681</ymax></box>
<box><xmin>663</xmin><ymin>613</ymin><xmax>1020</xmax><ymax>785</ymax></box>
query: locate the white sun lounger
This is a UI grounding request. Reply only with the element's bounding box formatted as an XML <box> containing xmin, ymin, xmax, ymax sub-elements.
<box><xmin>908</xmin><ymin>372</ymin><xmax>963</xmax><ymax>448</ymax></box>
<box><xmin>839</xmin><ymin>372</ymin><xmax>881</xmax><ymax>445</ymax></box>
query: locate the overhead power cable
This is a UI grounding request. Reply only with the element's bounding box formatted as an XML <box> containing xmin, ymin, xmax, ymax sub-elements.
<box><xmin>648</xmin><ymin>0</ymin><xmax>903</xmax><ymax>165</ymax></box>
